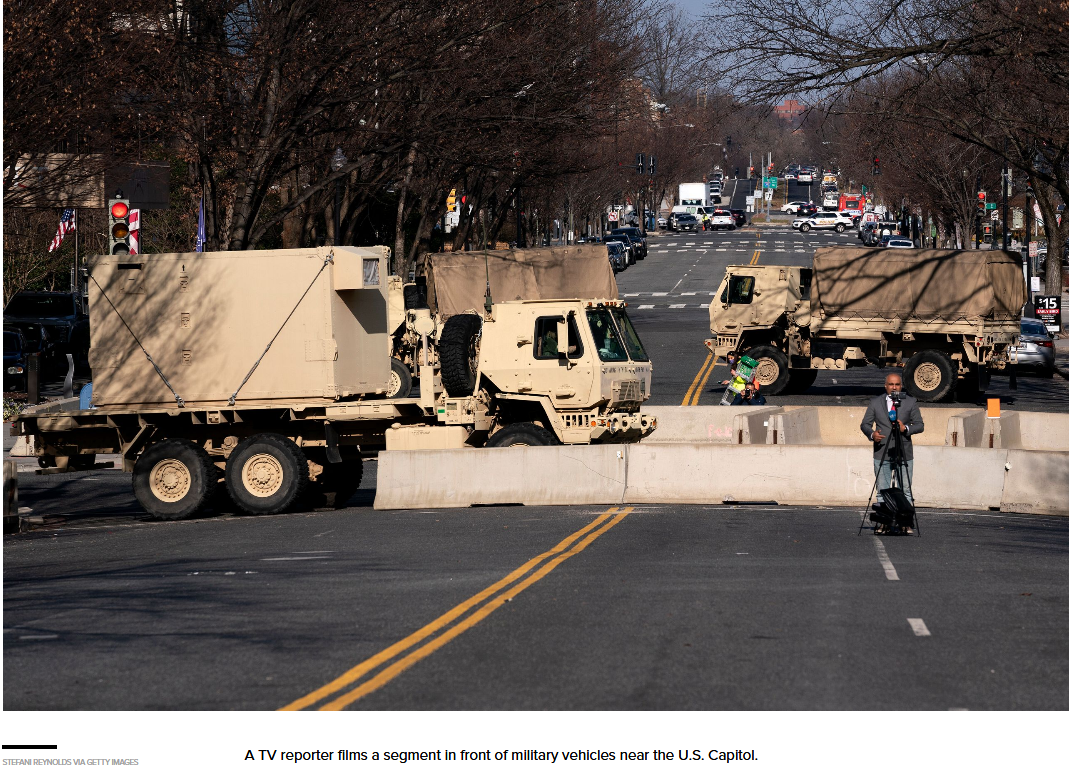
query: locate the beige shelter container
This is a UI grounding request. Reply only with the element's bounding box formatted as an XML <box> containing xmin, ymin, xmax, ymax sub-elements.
<box><xmin>424</xmin><ymin>245</ymin><xmax>618</xmax><ymax>318</ymax></box>
<box><xmin>88</xmin><ymin>246</ymin><xmax>391</xmax><ymax>408</ymax></box>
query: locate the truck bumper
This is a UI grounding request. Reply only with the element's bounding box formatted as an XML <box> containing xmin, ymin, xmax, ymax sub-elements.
<box><xmin>589</xmin><ymin>412</ymin><xmax>657</xmax><ymax>441</ymax></box>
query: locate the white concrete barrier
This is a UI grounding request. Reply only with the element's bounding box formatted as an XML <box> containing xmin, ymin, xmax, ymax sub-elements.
<box><xmin>767</xmin><ymin>408</ymin><xmax>822</xmax><ymax>444</ymax></box>
<box><xmin>375</xmin><ymin>445</ymin><xmax>627</xmax><ymax>510</ymax></box>
<box><xmin>946</xmin><ymin>409</ymin><xmax>986</xmax><ymax>447</ymax></box>
<box><xmin>910</xmin><ymin>447</ymin><xmax>1008</xmax><ymax>510</ymax></box>
<box><xmin>642</xmin><ymin>406</ymin><xmax>779</xmax><ymax>444</ymax></box>
<box><xmin>1014</xmin><ymin>411</ymin><xmax>1069</xmax><ymax>451</ymax></box>
<box><xmin>1000</xmin><ymin>450</ymin><xmax>1069</xmax><ymax>516</ymax></box>
<box><xmin>623</xmin><ymin>443</ymin><xmax>873</xmax><ymax>506</ymax></box>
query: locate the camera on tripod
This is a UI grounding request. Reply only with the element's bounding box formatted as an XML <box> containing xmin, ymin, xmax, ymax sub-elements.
<box><xmin>860</xmin><ymin>390</ymin><xmax>918</xmax><ymax>536</ymax></box>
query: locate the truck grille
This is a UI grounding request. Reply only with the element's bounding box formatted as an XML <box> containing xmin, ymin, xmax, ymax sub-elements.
<box><xmin>611</xmin><ymin>380</ymin><xmax>641</xmax><ymax>404</ymax></box>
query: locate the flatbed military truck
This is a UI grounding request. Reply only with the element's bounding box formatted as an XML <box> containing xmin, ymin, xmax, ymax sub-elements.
<box><xmin>14</xmin><ymin>246</ymin><xmax>654</xmax><ymax>520</ymax></box>
<box><xmin>706</xmin><ymin>248</ymin><xmax>1026</xmax><ymax>401</ymax></box>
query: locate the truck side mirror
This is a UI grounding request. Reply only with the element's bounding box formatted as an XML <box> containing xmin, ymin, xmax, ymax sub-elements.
<box><xmin>556</xmin><ymin>319</ymin><xmax>569</xmax><ymax>357</ymax></box>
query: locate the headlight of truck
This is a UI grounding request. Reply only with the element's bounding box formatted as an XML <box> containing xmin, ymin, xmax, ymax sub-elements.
<box><xmin>8</xmin><ymin>366</ymin><xmax>24</xmax><ymax>374</ymax></box>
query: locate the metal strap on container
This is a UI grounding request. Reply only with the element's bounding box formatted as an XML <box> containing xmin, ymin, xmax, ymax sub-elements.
<box><xmin>227</xmin><ymin>252</ymin><xmax>334</xmax><ymax>406</ymax></box>
<box><xmin>88</xmin><ymin>274</ymin><xmax>185</xmax><ymax>407</ymax></box>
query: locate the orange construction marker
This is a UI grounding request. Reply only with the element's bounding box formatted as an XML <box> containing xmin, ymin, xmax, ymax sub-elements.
<box><xmin>987</xmin><ymin>397</ymin><xmax>1000</xmax><ymax>418</ymax></box>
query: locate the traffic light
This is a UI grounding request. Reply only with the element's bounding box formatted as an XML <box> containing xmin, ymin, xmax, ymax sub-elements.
<box><xmin>649</xmin><ymin>156</ymin><xmax>656</xmax><ymax>176</ymax></box>
<box><xmin>108</xmin><ymin>191</ymin><xmax>131</xmax><ymax>255</ymax></box>
<box><xmin>872</xmin><ymin>156</ymin><xmax>881</xmax><ymax>175</ymax></box>
<box><xmin>636</xmin><ymin>153</ymin><xmax>645</xmax><ymax>175</ymax></box>
<box><xmin>446</xmin><ymin>189</ymin><xmax>457</xmax><ymax>211</ymax></box>
<box><xmin>748</xmin><ymin>166</ymin><xmax>754</xmax><ymax>178</ymax></box>
<box><xmin>767</xmin><ymin>163</ymin><xmax>774</xmax><ymax>174</ymax></box>
<box><xmin>977</xmin><ymin>191</ymin><xmax>987</xmax><ymax>211</ymax></box>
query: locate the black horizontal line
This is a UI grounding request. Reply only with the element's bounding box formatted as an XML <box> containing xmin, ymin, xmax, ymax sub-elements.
<box><xmin>3</xmin><ymin>745</ymin><xmax>58</xmax><ymax>750</ymax></box>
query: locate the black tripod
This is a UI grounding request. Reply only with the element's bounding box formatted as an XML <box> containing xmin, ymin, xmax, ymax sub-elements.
<box><xmin>858</xmin><ymin>401</ymin><xmax>920</xmax><ymax>536</ymax></box>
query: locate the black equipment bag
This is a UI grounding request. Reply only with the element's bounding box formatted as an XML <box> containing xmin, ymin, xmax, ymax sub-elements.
<box><xmin>872</xmin><ymin>487</ymin><xmax>916</xmax><ymax>528</ymax></box>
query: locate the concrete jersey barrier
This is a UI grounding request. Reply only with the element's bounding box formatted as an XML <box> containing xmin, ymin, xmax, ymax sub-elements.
<box><xmin>375</xmin><ymin>442</ymin><xmax>1067</xmax><ymax>515</ymax></box>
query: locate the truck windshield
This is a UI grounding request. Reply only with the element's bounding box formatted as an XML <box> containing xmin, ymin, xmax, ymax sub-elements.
<box><xmin>586</xmin><ymin>309</ymin><xmax>628</xmax><ymax>362</ymax></box>
<box><xmin>610</xmin><ymin>308</ymin><xmax>649</xmax><ymax>362</ymax></box>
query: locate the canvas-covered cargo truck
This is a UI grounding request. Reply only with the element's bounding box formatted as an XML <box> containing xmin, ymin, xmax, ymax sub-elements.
<box><xmin>15</xmin><ymin>246</ymin><xmax>653</xmax><ymax>521</ymax></box>
<box><xmin>706</xmin><ymin>248</ymin><xmax>1026</xmax><ymax>402</ymax></box>
<box><xmin>385</xmin><ymin>244</ymin><xmax>619</xmax><ymax>394</ymax></box>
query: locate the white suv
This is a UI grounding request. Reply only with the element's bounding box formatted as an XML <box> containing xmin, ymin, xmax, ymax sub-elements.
<box><xmin>792</xmin><ymin>211</ymin><xmax>855</xmax><ymax>233</ymax></box>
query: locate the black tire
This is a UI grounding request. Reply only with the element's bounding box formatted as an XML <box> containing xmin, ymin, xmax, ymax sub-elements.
<box><xmin>439</xmin><ymin>313</ymin><xmax>482</xmax><ymax>397</ymax></box>
<box><xmin>800</xmin><ymin>223</ymin><xmax>811</xmax><ymax>232</ymax></box>
<box><xmin>835</xmin><ymin>223</ymin><xmax>846</xmax><ymax>233</ymax></box>
<box><xmin>307</xmin><ymin>455</ymin><xmax>364</xmax><ymax>510</ymax></box>
<box><xmin>904</xmin><ymin>350</ymin><xmax>956</xmax><ymax>402</ymax></box>
<box><xmin>785</xmin><ymin>368</ymin><xmax>818</xmax><ymax>393</ymax></box>
<box><xmin>225</xmin><ymin>433</ymin><xmax>309</xmax><ymax>515</ymax></box>
<box><xmin>133</xmin><ymin>439</ymin><xmax>217</xmax><ymax>521</ymax></box>
<box><xmin>387</xmin><ymin>358</ymin><xmax>413</xmax><ymax>399</ymax></box>
<box><xmin>487</xmin><ymin>422</ymin><xmax>559</xmax><ymax>447</ymax></box>
<box><xmin>744</xmin><ymin>345</ymin><xmax>791</xmax><ymax>395</ymax></box>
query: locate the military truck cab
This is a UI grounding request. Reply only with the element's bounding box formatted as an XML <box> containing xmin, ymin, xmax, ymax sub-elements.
<box><xmin>437</xmin><ymin>299</ymin><xmax>655</xmax><ymax>445</ymax></box>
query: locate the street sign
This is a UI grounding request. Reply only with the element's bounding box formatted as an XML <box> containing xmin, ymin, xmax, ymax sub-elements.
<box><xmin>1034</xmin><ymin>295</ymin><xmax>1062</xmax><ymax>332</ymax></box>
<box><xmin>608</xmin><ymin>211</ymin><xmax>618</xmax><ymax>222</ymax></box>
<box><xmin>1031</xmin><ymin>276</ymin><xmax>1041</xmax><ymax>292</ymax></box>
<box><xmin>764</xmin><ymin>191</ymin><xmax>773</xmax><ymax>201</ymax></box>
<box><xmin>753</xmin><ymin>189</ymin><xmax>763</xmax><ymax>199</ymax></box>
<box><xmin>763</xmin><ymin>177</ymin><xmax>778</xmax><ymax>190</ymax></box>
<box><xmin>745</xmin><ymin>196</ymin><xmax>755</xmax><ymax>205</ymax></box>
<box><xmin>1029</xmin><ymin>241</ymin><xmax>1039</xmax><ymax>257</ymax></box>
<box><xmin>985</xmin><ymin>202</ymin><xmax>998</xmax><ymax>210</ymax></box>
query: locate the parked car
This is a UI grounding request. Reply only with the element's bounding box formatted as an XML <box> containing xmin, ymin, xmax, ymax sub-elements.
<box><xmin>657</xmin><ymin>214</ymin><xmax>668</xmax><ymax>229</ymax></box>
<box><xmin>782</xmin><ymin>201</ymin><xmax>808</xmax><ymax>214</ymax></box>
<box><xmin>670</xmin><ymin>213</ymin><xmax>699</xmax><ymax>232</ymax></box>
<box><xmin>4</xmin><ymin>329</ymin><xmax>27</xmax><ymax>392</ymax></box>
<box><xmin>707</xmin><ymin>209</ymin><xmax>737</xmax><ymax>230</ymax></box>
<box><xmin>880</xmin><ymin>237</ymin><xmax>915</xmax><ymax>248</ymax></box>
<box><xmin>611</xmin><ymin>230</ymin><xmax>641</xmax><ymax>261</ymax></box>
<box><xmin>793</xmin><ymin>211</ymin><xmax>855</xmax><ymax>233</ymax></box>
<box><xmin>609</xmin><ymin>229</ymin><xmax>646</xmax><ymax>260</ymax></box>
<box><xmin>605</xmin><ymin>241</ymin><xmax>628</xmax><ymax>273</ymax></box>
<box><xmin>728</xmin><ymin>208</ymin><xmax>747</xmax><ymax>227</ymax></box>
<box><xmin>1013</xmin><ymin>317</ymin><xmax>1056</xmax><ymax>377</ymax></box>
<box><xmin>2</xmin><ymin>291</ymin><xmax>90</xmax><ymax>378</ymax></box>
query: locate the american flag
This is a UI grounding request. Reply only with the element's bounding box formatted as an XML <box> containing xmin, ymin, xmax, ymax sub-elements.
<box><xmin>47</xmin><ymin>208</ymin><xmax>76</xmax><ymax>252</ymax></box>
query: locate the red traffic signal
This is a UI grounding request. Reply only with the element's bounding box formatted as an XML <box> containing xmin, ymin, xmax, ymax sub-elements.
<box><xmin>977</xmin><ymin>191</ymin><xmax>987</xmax><ymax>200</ymax></box>
<box><xmin>110</xmin><ymin>201</ymin><xmax>129</xmax><ymax>219</ymax></box>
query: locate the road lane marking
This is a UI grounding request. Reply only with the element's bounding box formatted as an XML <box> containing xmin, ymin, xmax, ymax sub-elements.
<box><xmin>689</xmin><ymin>354</ymin><xmax>717</xmax><ymax>405</ymax></box>
<box><xmin>669</xmin><ymin>304</ymin><xmax>686</xmax><ymax>309</ymax></box>
<box><xmin>290</xmin><ymin>508</ymin><xmax>634</xmax><ymax>711</ymax></box>
<box><xmin>282</xmin><ymin>508</ymin><xmax>627</xmax><ymax>711</ymax></box>
<box><xmin>749</xmin><ymin>249</ymin><xmax>761</xmax><ymax>266</ymax></box>
<box><xmin>908</xmin><ymin>618</ymin><xmax>931</xmax><ymax>637</ymax></box>
<box><xmin>682</xmin><ymin>354</ymin><xmax>712</xmax><ymax>405</ymax></box>
<box><xmin>681</xmin><ymin>292</ymin><xmax>697</xmax><ymax>296</ymax></box>
<box><xmin>638</xmin><ymin>304</ymin><xmax>654</xmax><ymax>309</ymax></box>
<box><xmin>872</xmin><ymin>537</ymin><xmax>899</xmax><ymax>581</ymax></box>
<box><xmin>652</xmin><ymin>292</ymin><xmax>668</xmax><ymax>296</ymax></box>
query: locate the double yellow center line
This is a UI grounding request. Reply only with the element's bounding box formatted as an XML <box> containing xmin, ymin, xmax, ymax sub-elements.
<box><xmin>281</xmin><ymin>507</ymin><xmax>634</xmax><ymax>711</ymax></box>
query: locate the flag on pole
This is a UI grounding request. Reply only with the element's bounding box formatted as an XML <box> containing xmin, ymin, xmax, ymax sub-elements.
<box><xmin>129</xmin><ymin>208</ymin><xmax>141</xmax><ymax>254</ymax></box>
<box><xmin>47</xmin><ymin>208</ymin><xmax>76</xmax><ymax>252</ymax></box>
<box><xmin>196</xmin><ymin>197</ymin><xmax>206</xmax><ymax>251</ymax></box>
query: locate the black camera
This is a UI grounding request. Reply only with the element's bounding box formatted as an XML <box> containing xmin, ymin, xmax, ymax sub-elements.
<box><xmin>889</xmin><ymin>391</ymin><xmax>901</xmax><ymax>404</ymax></box>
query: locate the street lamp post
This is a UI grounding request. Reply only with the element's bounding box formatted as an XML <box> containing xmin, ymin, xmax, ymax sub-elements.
<box><xmin>330</xmin><ymin>147</ymin><xmax>347</xmax><ymax>245</ymax></box>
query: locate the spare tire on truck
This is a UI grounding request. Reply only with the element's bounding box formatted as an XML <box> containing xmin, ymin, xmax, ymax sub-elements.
<box><xmin>439</xmin><ymin>313</ymin><xmax>482</xmax><ymax>397</ymax></box>
<box><xmin>904</xmin><ymin>350</ymin><xmax>956</xmax><ymax>402</ymax></box>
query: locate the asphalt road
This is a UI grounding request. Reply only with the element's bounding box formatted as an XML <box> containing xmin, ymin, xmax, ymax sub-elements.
<box><xmin>620</xmin><ymin>191</ymin><xmax>1069</xmax><ymax>412</ymax></box>
<box><xmin>5</xmin><ymin>472</ymin><xmax>1068</xmax><ymax>710</ymax></box>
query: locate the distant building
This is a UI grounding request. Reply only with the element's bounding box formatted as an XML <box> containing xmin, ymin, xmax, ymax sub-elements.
<box><xmin>773</xmin><ymin>100</ymin><xmax>806</xmax><ymax>123</ymax></box>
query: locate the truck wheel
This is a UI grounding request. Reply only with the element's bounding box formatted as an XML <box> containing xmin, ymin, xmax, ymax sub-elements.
<box><xmin>487</xmin><ymin>422</ymin><xmax>559</xmax><ymax>447</ymax></box>
<box><xmin>387</xmin><ymin>358</ymin><xmax>413</xmax><ymax>399</ymax></box>
<box><xmin>744</xmin><ymin>346</ymin><xmax>791</xmax><ymax>395</ymax></box>
<box><xmin>905</xmin><ymin>350</ymin><xmax>956</xmax><ymax>402</ymax></box>
<box><xmin>133</xmin><ymin>439</ymin><xmax>217</xmax><ymax>521</ymax></box>
<box><xmin>225</xmin><ymin>433</ymin><xmax>309</xmax><ymax>515</ymax></box>
<box><xmin>785</xmin><ymin>368</ymin><xmax>818</xmax><ymax>393</ymax></box>
<box><xmin>439</xmin><ymin>313</ymin><xmax>482</xmax><ymax>397</ymax></box>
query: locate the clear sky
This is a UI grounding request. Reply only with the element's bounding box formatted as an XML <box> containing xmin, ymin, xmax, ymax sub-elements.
<box><xmin>673</xmin><ymin>0</ymin><xmax>709</xmax><ymax>18</ymax></box>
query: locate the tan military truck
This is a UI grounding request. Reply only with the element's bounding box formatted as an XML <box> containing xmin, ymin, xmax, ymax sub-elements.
<box><xmin>14</xmin><ymin>246</ymin><xmax>654</xmax><ymax>521</ymax></box>
<box><xmin>706</xmin><ymin>248</ymin><xmax>1026</xmax><ymax>401</ymax></box>
<box><xmin>385</xmin><ymin>245</ymin><xmax>620</xmax><ymax>398</ymax></box>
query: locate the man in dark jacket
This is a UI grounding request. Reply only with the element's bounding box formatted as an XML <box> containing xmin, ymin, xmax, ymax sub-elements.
<box><xmin>860</xmin><ymin>372</ymin><xmax>924</xmax><ymax>506</ymax></box>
